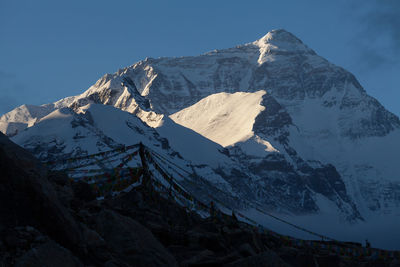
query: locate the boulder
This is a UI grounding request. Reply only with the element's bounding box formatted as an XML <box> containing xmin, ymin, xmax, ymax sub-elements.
<box><xmin>93</xmin><ymin>209</ymin><xmax>178</xmax><ymax>267</ymax></box>
<box><xmin>14</xmin><ymin>241</ymin><xmax>83</xmax><ymax>267</ymax></box>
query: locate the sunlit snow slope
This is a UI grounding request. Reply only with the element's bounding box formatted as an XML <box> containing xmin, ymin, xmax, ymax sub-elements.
<box><xmin>170</xmin><ymin>90</ymin><xmax>267</xmax><ymax>147</ymax></box>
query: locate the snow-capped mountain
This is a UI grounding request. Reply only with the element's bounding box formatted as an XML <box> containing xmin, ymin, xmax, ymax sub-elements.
<box><xmin>2</xmin><ymin>29</ymin><xmax>400</xmax><ymax>248</ymax></box>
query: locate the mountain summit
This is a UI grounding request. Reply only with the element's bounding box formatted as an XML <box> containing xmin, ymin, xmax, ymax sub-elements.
<box><xmin>258</xmin><ymin>29</ymin><xmax>304</xmax><ymax>44</ymax></box>
<box><xmin>1</xmin><ymin>30</ymin><xmax>400</xmax><ymax>248</ymax></box>
<box><xmin>255</xmin><ymin>29</ymin><xmax>313</xmax><ymax>54</ymax></box>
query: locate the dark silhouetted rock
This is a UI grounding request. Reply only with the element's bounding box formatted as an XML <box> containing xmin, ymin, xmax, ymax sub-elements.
<box><xmin>0</xmin><ymin>133</ymin><xmax>83</xmax><ymax>254</ymax></box>
<box><xmin>93</xmin><ymin>209</ymin><xmax>178</xmax><ymax>267</ymax></box>
<box><xmin>14</xmin><ymin>241</ymin><xmax>83</xmax><ymax>267</ymax></box>
<box><xmin>226</xmin><ymin>250</ymin><xmax>290</xmax><ymax>267</ymax></box>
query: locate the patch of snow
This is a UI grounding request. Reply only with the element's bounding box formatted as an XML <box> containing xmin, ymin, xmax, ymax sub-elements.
<box><xmin>157</xmin><ymin>117</ymin><xmax>231</xmax><ymax>168</ymax></box>
<box><xmin>170</xmin><ymin>90</ymin><xmax>266</xmax><ymax>147</ymax></box>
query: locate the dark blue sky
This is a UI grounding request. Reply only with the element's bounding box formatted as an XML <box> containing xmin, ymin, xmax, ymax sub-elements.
<box><xmin>1</xmin><ymin>0</ymin><xmax>399</xmax><ymax>116</ymax></box>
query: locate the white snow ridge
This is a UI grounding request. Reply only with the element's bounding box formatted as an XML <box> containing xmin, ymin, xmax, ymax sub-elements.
<box><xmin>2</xmin><ymin>29</ymin><xmax>400</xmax><ymax>249</ymax></box>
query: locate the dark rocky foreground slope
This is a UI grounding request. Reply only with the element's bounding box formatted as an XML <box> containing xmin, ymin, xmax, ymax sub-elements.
<box><xmin>0</xmin><ymin>132</ymin><xmax>399</xmax><ymax>267</ymax></box>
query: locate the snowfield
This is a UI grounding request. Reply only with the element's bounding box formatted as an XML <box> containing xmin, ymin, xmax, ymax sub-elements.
<box><xmin>170</xmin><ymin>90</ymin><xmax>267</xmax><ymax>147</ymax></box>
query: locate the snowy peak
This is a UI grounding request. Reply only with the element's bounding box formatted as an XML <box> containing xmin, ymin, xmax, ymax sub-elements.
<box><xmin>1</xmin><ymin>29</ymin><xmax>398</xmax><ymax>141</ymax></box>
<box><xmin>254</xmin><ymin>29</ymin><xmax>315</xmax><ymax>63</ymax></box>
<box><xmin>2</xmin><ymin>29</ymin><xmax>400</xmax><ymax>247</ymax></box>
<box><xmin>0</xmin><ymin>104</ymin><xmax>55</xmax><ymax>136</ymax></box>
<box><xmin>257</xmin><ymin>29</ymin><xmax>303</xmax><ymax>45</ymax></box>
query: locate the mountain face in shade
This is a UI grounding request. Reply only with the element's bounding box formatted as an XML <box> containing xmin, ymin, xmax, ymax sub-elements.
<box><xmin>1</xmin><ymin>29</ymin><xmax>400</xmax><ymax>248</ymax></box>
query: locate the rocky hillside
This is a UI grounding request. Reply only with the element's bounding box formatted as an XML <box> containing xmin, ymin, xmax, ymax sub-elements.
<box><xmin>1</xmin><ymin>133</ymin><xmax>400</xmax><ymax>266</ymax></box>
